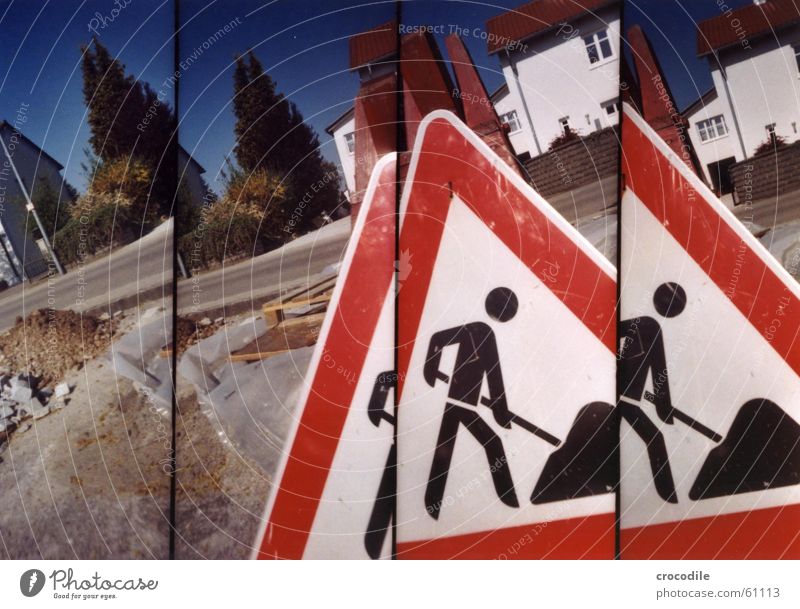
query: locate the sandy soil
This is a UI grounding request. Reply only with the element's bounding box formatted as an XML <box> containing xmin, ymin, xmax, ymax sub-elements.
<box><xmin>0</xmin><ymin>312</ymin><xmax>171</xmax><ymax>559</ymax></box>
<box><xmin>174</xmin><ymin>382</ymin><xmax>272</xmax><ymax>559</ymax></box>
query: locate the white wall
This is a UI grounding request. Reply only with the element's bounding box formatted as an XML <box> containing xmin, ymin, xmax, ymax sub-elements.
<box><xmin>498</xmin><ymin>5</ymin><xmax>621</xmax><ymax>157</ymax></box>
<box><xmin>330</xmin><ymin>114</ymin><xmax>356</xmax><ymax>195</ymax></box>
<box><xmin>492</xmin><ymin>88</ymin><xmax>531</xmax><ymax>158</ymax></box>
<box><xmin>715</xmin><ymin>26</ymin><xmax>800</xmax><ymax>158</ymax></box>
<box><xmin>684</xmin><ymin>93</ymin><xmax>738</xmax><ymax>185</ymax></box>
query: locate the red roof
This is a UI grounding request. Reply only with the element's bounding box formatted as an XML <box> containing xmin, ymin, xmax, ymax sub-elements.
<box><xmin>485</xmin><ymin>0</ymin><xmax>618</xmax><ymax>55</ymax></box>
<box><xmin>697</xmin><ymin>0</ymin><xmax>800</xmax><ymax>56</ymax></box>
<box><xmin>349</xmin><ymin>20</ymin><xmax>398</xmax><ymax>69</ymax></box>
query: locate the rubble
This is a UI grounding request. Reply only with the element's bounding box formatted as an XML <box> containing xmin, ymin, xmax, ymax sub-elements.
<box><xmin>0</xmin><ymin>371</ymin><xmax>69</xmax><ymax>447</ymax></box>
<box><xmin>173</xmin><ymin>316</ymin><xmax>225</xmax><ymax>357</ymax></box>
<box><xmin>54</xmin><ymin>383</ymin><xmax>71</xmax><ymax>399</ymax></box>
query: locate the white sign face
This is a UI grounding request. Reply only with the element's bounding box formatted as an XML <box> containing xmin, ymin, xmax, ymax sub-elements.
<box><xmin>619</xmin><ymin>104</ymin><xmax>800</xmax><ymax>559</ymax></box>
<box><xmin>253</xmin><ymin>154</ymin><xmax>396</xmax><ymax>560</ymax></box>
<box><xmin>303</xmin><ymin>284</ymin><xmax>395</xmax><ymax>559</ymax></box>
<box><xmin>396</xmin><ymin>111</ymin><xmax>617</xmax><ymax>559</ymax></box>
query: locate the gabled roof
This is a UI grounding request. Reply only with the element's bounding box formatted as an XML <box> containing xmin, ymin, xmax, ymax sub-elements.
<box><xmin>349</xmin><ymin>20</ymin><xmax>398</xmax><ymax>70</ymax></box>
<box><xmin>697</xmin><ymin>0</ymin><xmax>800</xmax><ymax>57</ymax></box>
<box><xmin>325</xmin><ymin>106</ymin><xmax>355</xmax><ymax>136</ymax></box>
<box><xmin>486</xmin><ymin>0</ymin><xmax>618</xmax><ymax>55</ymax></box>
<box><xmin>680</xmin><ymin>87</ymin><xmax>718</xmax><ymax>118</ymax></box>
<box><xmin>178</xmin><ymin>145</ymin><xmax>205</xmax><ymax>174</ymax></box>
<box><xmin>0</xmin><ymin>120</ymin><xmax>64</xmax><ymax>170</ymax></box>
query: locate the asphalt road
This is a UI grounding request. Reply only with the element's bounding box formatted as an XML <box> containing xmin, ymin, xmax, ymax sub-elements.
<box><xmin>3</xmin><ymin>180</ymin><xmax>792</xmax><ymax>328</ymax></box>
<box><xmin>173</xmin><ymin>180</ymin><xmax>616</xmax><ymax>318</ymax></box>
<box><xmin>176</xmin><ymin>217</ymin><xmax>351</xmax><ymax>316</ymax></box>
<box><xmin>0</xmin><ymin>220</ymin><xmax>172</xmax><ymax>332</ymax></box>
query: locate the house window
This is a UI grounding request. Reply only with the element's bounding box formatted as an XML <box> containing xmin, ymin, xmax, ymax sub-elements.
<box><xmin>602</xmin><ymin>100</ymin><xmax>619</xmax><ymax>120</ymax></box>
<box><xmin>559</xmin><ymin>117</ymin><xmax>571</xmax><ymax>135</ymax></box>
<box><xmin>499</xmin><ymin>110</ymin><xmax>521</xmax><ymax>133</ymax></box>
<box><xmin>583</xmin><ymin>29</ymin><xmax>613</xmax><ymax>64</ymax></box>
<box><xmin>696</xmin><ymin>114</ymin><xmax>728</xmax><ymax>142</ymax></box>
<box><xmin>766</xmin><ymin>123</ymin><xmax>777</xmax><ymax>145</ymax></box>
<box><xmin>344</xmin><ymin>132</ymin><xmax>355</xmax><ymax>154</ymax></box>
<box><xmin>795</xmin><ymin>45</ymin><xmax>800</xmax><ymax>72</ymax></box>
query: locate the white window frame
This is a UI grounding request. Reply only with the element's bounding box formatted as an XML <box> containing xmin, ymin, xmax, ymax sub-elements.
<box><xmin>344</xmin><ymin>131</ymin><xmax>355</xmax><ymax>154</ymax></box>
<box><xmin>696</xmin><ymin>114</ymin><xmax>728</xmax><ymax>142</ymax></box>
<box><xmin>602</xmin><ymin>100</ymin><xmax>619</xmax><ymax>120</ymax></box>
<box><xmin>499</xmin><ymin>110</ymin><xmax>521</xmax><ymax>133</ymax></box>
<box><xmin>583</xmin><ymin>28</ymin><xmax>614</xmax><ymax>66</ymax></box>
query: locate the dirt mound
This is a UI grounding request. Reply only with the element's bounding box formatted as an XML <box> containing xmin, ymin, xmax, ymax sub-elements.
<box><xmin>0</xmin><ymin>309</ymin><xmax>116</xmax><ymax>386</ymax></box>
<box><xmin>174</xmin><ymin>316</ymin><xmax>223</xmax><ymax>356</ymax></box>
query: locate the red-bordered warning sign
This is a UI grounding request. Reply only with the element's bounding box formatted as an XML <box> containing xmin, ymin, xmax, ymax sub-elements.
<box><xmin>396</xmin><ymin>111</ymin><xmax>617</xmax><ymax>559</ymax></box>
<box><xmin>253</xmin><ymin>154</ymin><xmax>396</xmax><ymax>559</ymax></box>
<box><xmin>620</xmin><ymin>103</ymin><xmax>800</xmax><ymax>559</ymax></box>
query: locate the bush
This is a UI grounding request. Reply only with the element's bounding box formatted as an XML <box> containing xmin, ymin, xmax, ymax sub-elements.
<box><xmin>177</xmin><ymin>166</ymin><xmax>290</xmax><ymax>269</ymax></box>
<box><xmin>27</xmin><ymin>178</ymin><xmax>74</xmax><ymax>240</ymax></box>
<box><xmin>548</xmin><ymin>126</ymin><xmax>582</xmax><ymax>150</ymax></box>
<box><xmin>178</xmin><ymin>212</ymin><xmax>267</xmax><ymax>270</ymax></box>
<box><xmin>53</xmin><ymin>202</ymin><xmax>134</xmax><ymax>266</ymax></box>
<box><xmin>77</xmin><ymin>156</ymin><xmax>160</xmax><ymax>227</ymax></box>
<box><xmin>753</xmin><ymin>134</ymin><xmax>788</xmax><ymax>156</ymax></box>
<box><xmin>222</xmin><ymin>166</ymin><xmax>287</xmax><ymax>228</ymax></box>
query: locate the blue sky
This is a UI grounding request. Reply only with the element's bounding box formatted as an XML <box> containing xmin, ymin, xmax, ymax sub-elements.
<box><xmin>1</xmin><ymin>0</ymin><xmax>757</xmax><ymax>196</ymax></box>
<box><xmin>178</xmin><ymin>0</ymin><xmax>526</xmax><ymax>194</ymax></box>
<box><xmin>624</xmin><ymin>0</ymin><xmax>753</xmax><ymax>111</ymax></box>
<box><xmin>0</xmin><ymin>0</ymin><xmax>174</xmax><ymax>193</ymax></box>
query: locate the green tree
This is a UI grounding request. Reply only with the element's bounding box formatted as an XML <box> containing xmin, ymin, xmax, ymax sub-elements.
<box><xmin>81</xmin><ymin>39</ymin><xmax>143</xmax><ymax>160</ymax></box>
<box><xmin>80</xmin><ymin>39</ymin><xmax>177</xmax><ymax>217</ymax></box>
<box><xmin>231</xmin><ymin>51</ymin><xmax>341</xmax><ymax>234</ymax></box>
<box><xmin>28</xmin><ymin>178</ymin><xmax>75</xmax><ymax>240</ymax></box>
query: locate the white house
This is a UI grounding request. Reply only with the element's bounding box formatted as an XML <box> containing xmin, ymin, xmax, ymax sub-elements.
<box><xmin>325</xmin><ymin>107</ymin><xmax>356</xmax><ymax>198</ymax></box>
<box><xmin>0</xmin><ymin>119</ymin><xmax>67</xmax><ymax>285</ymax></box>
<box><xmin>684</xmin><ymin>0</ymin><xmax>800</xmax><ymax>192</ymax></box>
<box><xmin>486</xmin><ymin>0</ymin><xmax>621</xmax><ymax>159</ymax></box>
<box><xmin>327</xmin><ymin>4</ymin><xmax>622</xmax><ymax>190</ymax></box>
<box><xmin>490</xmin><ymin>83</ymin><xmax>532</xmax><ymax>158</ymax></box>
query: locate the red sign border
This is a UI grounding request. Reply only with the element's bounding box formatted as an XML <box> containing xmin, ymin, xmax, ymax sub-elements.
<box><xmin>253</xmin><ymin>155</ymin><xmax>397</xmax><ymax>559</ymax></box>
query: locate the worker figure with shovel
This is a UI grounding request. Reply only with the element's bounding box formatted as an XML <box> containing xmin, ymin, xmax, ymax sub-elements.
<box><xmin>422</xmin><ymin>287</ymin><xmax>560</xmax><ymax>520</ymax></box>
<box><xmin>619</xmin><ymin>282</ymin><xmax>722</xmax><ymax>504</ymax></box>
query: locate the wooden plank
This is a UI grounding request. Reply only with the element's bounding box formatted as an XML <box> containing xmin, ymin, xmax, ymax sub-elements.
<box><xmin>229</xmin><ymin>313</ymin><xmax>324</xmax><ymax>362</ymax></box>
<box><xmin>277</xmin><ymin>312</ymin><xmax>327</xmax><ymax>330</ymax></box>
<box><xmin>261</xmin><ymin>293</ymin><xmax>332</xmax><ymax>315</ymax></box>
<box><xmin>229</xmin><ymin>348</ymin><xmax>292</xmax><ymax>363</ymax></box>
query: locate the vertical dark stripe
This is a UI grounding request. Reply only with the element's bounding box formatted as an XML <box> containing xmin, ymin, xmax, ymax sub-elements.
<box><xmin>169</xmin><ymin>0</ymin><xmax>179</xmax><ymax>561</ymax></box>
<box><xmin>391</xmin><ymin>0</ymin><xmax>401</xmax><ymax>561</ymax></box>
<box><xmin>615</xmin><ymin>0</ymin><xmax>626</xmax><ymax>562</ymax></box>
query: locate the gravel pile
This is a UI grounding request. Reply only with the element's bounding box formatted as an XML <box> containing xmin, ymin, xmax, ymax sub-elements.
<box><xmin>0</xmin><ymin>309</ymin><xmax>116</xmax><ymax>387</ymax></box>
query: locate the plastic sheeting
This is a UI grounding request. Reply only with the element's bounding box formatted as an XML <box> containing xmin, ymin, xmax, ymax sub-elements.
<box><xmin>178</xmin><ymin>317</ymin><xmax>314</xmax><ymax>473</ymax></box>
<box><xmin>108</xmin><ymin>312</ymin><xmax>172</xmax><ymax>414</ymax></box>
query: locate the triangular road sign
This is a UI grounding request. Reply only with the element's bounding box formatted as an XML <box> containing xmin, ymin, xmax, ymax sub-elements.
<box><xmin>396</xmin><ymin>111</ymin><xmax>617</xmax><ymax>559</ymax></box>
<box><xmin>253</xmin><ymin>154</ymin><xmax>397</xmax><ymax>559</ymax></box>
<box><xmin>620</xmin><ymin>103</ymin><xmax>800</xmax><ymax>559</ymax></box>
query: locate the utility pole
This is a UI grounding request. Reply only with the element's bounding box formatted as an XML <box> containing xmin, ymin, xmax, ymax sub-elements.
<box><xmin>0</xmin><ymin>134</ymin><xmax>65</xmax><ymax>276</ymax></box>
